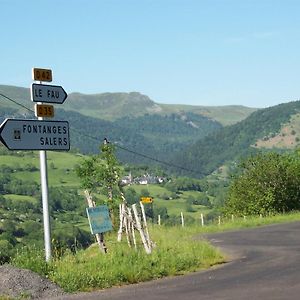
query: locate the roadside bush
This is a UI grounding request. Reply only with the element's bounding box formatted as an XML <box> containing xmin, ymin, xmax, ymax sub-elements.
<box><xmin>225</xmin><ymin>152</ymin><xmax>300</xmax><ymax>215</ymax></box>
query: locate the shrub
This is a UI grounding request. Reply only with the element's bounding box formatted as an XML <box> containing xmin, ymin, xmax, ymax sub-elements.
<box><xmin>225</xmin><ymin>152</ymin><xmax>300</xmax><ymax>215</ymax></box>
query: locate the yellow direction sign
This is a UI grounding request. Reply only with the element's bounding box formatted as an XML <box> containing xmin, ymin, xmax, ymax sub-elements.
<box><xmin>32</xmin><ymin>68</ymin><xmax>52</xmax><ymax>82</ymax></box>
<box><xmin>35</xmin><ymin>104</ymin><xmax>54</xmax><ymax>118</ymax></box>
<box><xmin>141</xmin><ymin>197</ymin><xmax>153</xmax><ymax>204</ymax></box>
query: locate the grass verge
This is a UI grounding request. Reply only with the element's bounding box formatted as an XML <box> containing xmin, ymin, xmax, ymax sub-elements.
<box><xmin>11</xmin><ymin>211</ymin><xmax>300</xmax><ymax>293</ymax></box>
<box><xmin>12</xmin><ymin>226</ymin><xmax>224</xmax><ymax>293</ymax></box>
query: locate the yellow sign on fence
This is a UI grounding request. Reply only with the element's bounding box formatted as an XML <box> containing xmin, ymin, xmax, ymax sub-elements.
<box><xmin>140</xmin><ymin>197</ymin><xmax>153</xmax><ymax>204</ymax></box>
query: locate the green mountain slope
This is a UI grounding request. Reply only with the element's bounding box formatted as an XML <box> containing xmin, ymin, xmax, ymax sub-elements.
<box><xmin>55</xmin><ymin>109</ymin><xmax>222</xmax><ymax>163</ymax></box>
<box><xmin>0</xmin><ymin>85</ymin><xmax>256</xmax><ymax>125</ymax></box>
<box><xmin>172</xmin><ymin>101</ymin><xmax>300</xmax><ymax>177</ymax></box>
<box><xmin>0</xmin><ymin>84</ymin><xmax>250</xmax><ymax>165</ymax></box>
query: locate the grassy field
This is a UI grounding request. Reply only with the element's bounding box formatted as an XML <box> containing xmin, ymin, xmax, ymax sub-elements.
<box><xmin>3</xmin><ymin>194</ymin><xmax>38</xmax><ymax>203</ymax></box>
<box><xmin>0</xmin><ymin>151</ymin><xmax>83</xmax><ymax>188</ymax></box>
<box><xmin>0</xmin><ymin>150</ymin><xmax>212</xmax><ymax>220</ymax></box>
<box><xmin>126</xmin><ymin>184</ymin><xmax>212</xmax><ymax>219</ymax></box>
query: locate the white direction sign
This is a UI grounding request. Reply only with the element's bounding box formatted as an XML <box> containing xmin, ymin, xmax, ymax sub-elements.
<box><xmin>31</xmin><ymin>83</ymin><xmax>68</xmax><ymax>104</ymax></box>
<box><xmin>0</xmin><ymin>119</ymin><xmax>70</xmax><ymax>151</ymax></box>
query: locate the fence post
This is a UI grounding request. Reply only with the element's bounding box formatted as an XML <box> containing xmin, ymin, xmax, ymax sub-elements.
<box><xmin>140</xmin><ymin>202</ymin><xmax>151</xmax><ymax>249</ymax></box>
<box><xmin>200</xmin><ymin>213</ymin><xmax>204</xmax><ymax>227</ymax></box>
<box><xmin>132</xmin><ymin>204</ymin><xmax>151</xmax><ymax>254</ymax></box>
<box><xmin>181</xmin><ymin>212</ymin><xmax>184</xmax><ymax>227</ymax></box>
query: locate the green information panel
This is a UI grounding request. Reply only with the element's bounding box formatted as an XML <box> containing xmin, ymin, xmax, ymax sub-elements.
<box><xmin>86</xmin><ymin>205</ymin><xmax>113</xmax><ymax>234</ymax></box>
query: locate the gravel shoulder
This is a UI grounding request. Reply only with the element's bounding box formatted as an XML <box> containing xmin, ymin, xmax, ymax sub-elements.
<box><xmin>0</xmin><ymin>265</ymin><xmax>64</xmax><ymax>299</ymax></box>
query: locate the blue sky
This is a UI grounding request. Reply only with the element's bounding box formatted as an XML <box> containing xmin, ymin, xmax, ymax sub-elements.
<box><xmin>1</xmin><ymin>0</ymin><xmax>300</xmax><ymax>108</ymax></box>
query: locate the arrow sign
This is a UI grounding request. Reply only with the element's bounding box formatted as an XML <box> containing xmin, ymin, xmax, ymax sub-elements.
<box><xmin>0</xmin><ymin>119</ymin><xmax>70</xmax><ymax>151</ymax></box>
<box><xmin>31</xmin><ymin>83</ymin><xmax>68</xmax><ymax>104</ymax></box>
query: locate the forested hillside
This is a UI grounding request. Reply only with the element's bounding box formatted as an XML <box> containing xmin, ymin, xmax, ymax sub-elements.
<box><xmin>172</xmin><ymin>101</ymin><xmax>300</xmax><ymax>177</ymax></box>
<box><xmin>0</xmin><ymin>85</ymin><xmax>256</xmax><ymax>125</ymax></box>
<box><xmin>0</xmin><ymin>85</ymin><xmax>223</xmax><ymax>164</ymax></box>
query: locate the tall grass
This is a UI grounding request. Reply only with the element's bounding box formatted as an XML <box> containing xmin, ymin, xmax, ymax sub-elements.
<box><xmin>12</xmin><ymin>226</ymin><xmax>223</xmax><ymax>292</ymax></box>
<box><xmin>11</xmin><ymin>212</ymin><xmax>300</xmax><ymax>293</ymax></box>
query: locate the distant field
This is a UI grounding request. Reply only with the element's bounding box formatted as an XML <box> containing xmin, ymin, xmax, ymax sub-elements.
<box><xmin>0</xmin><ymin>151</ymin><xmax>83</xmax><ymax>188</ymax></box>
<box><xmin>0</xmin><ymin>151</ymin><xmax>213</xmax><ymax>221</ymax></box>
<box><xmin>3</xmin><ymin>194</ymin><xmax>38</xmax><ymax>203</ymax></box>
<box><xmin>159</xmin><ymin>104</ymin><xmax>257</xmax><ymax>126</ymax></box>
<box><xmin>126</xmin><ymin>184</ymin><xmax>212</xmax><ymax>220</ymax></box>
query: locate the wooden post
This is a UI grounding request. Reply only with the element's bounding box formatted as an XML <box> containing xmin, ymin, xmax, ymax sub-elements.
<box><xmin>117</xmin><ymin>203</ymin><xmax>124</xmax><ymax>242</ymax></box>
<box><xmin>200</xmin><ymin>213</ymin><xmax>204</xmax><ymax>227</ymax></box>
<box><xmin>231</xmin><ymin>214</ymin><xmax>234</xmax><ymax>222</ymax></box>
<box><xmin>84</xmin><ymin>190</ymin><xmax>107</xmax><ymax>253</ymax></box>
<box><xmin>124</xmin><ymin>211</ymin><xmax>132</xmax><ymax>247</ymax></box>
<box><xmin>158</xmin><ymin>214</ymin><xmax>161</xmax><ymax>226</ymax></box>
<box><xmin>132</xmin><ymin>204</ymin><xmax>151</xmax><ymax>254</ymax></box>
<box><xmin>127</xmin><ymin>207</ymin><xmax>137</xmax><ymax>250</ymax></box>
<box><xmin>140</xmin><ymin>202</ymin><xmax>151</xmax><ymax>248</ymax></box>
<box><xmin>218</xmin><ymin>215</ymin><xmax>221</xmax><ymax>226</ymax></box>
<box><xmin>181</xmin><ymin>212</ymin><xmax>184</xmax><ymax>227</ymax></box>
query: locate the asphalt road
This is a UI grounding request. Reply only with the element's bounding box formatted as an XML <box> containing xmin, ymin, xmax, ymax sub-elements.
<box><xmin>52</xmin><ymin>221</ymin><xmax>300</xmax><ymax>300</ymax></box>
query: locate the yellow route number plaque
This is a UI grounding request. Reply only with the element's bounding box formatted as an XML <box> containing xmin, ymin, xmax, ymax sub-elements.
<box><xmin>35</xmin><ymin>104</ymin><xmax>54</xmax><ymax>118</ymax></box>
<box><xmin>32</xmin><ymin>68</ymin><xmax>52</xmax><ymax>82</ymax></box>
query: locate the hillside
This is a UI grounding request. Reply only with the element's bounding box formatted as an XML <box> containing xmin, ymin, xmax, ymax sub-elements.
<box><xmin>0</xmin><ymin>85</ymin><xmax>257</xmax><ymax>125</ymax></box>
<box><xmin>65</xmin><ymin>92</ymin><xmax>257</xmax><ymax>126</ymax></box>
<box><xmin>172</xmin><ymin>100</ymin><xmax>300</xmax><ymax>177</ymax></box>
<box><xmin>0</xmin><ymin>84</ymin><xmax>231</xmax><ymax>164</ymax></box>
<box><xmin>254</xmin><ymin>113</ymin><xmax>300</xmax><ymax>149</ymax></box>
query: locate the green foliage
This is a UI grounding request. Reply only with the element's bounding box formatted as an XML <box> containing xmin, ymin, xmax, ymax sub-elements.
<box><xmin>52</xmin><ymin>224</ymin><xmax>93</xmax><ymax>255</ymax></box>
<box><xmin>164</xmin><ymin>177</ymin><xmax>202</xmax><ymax>192</ymax></box>
<box><xmin>225</xmin><ymin>152</ymin><xmax>300</xmax><ymax>215</ymax></box>
<box><xmin>124</xmin><ymin>187</ymin><xmax>140</xmax><ymax>205</ymax></box>
<box><xmin>0</xmin><ymin>240</ymin><xmax>13</xmax><ymax>264</ymax></box>
<box><xmin>172</xmin><ymin>100</ymin><xmax>300</xmax><ymax>177</ymax></box>
<box><xmin>48</xmin><ymin>187</ymin><xmax>84</xmax><ymax>212</ymax></box>
<box><xmin>11</xmin><ymin>246</ymin><xmax>55</xmax><ymax>276</ymax></box>
<box><xmin>76</xmin><ymin>143</ymin><xmax>122</xmax><ymax>223</ymax></box>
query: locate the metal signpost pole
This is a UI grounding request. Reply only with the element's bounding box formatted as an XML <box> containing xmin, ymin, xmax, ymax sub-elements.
<box><xmin>38</xmin><ymin>84</ymin><xmax>51</xmax><ymax>262</ymax></box>
<box><xmin>39</xmin><ymin>137</ymin><xmax>51</xmax><ymax>261</ymax></box>
<box><xmin>32</xmin><ymin>68</ymin><xmax>54</xmax><ymax>262</ymax></box>
<box><xmin>0</xmin><ymin>67</ymin><xmax>70</xmax><ymax>262</ymax></box>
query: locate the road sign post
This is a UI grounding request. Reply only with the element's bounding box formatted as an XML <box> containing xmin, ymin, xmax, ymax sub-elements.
<box><xmin>0</xmin><ymin>117</ymin><xmax>70</xmax><ymax>262</ymax></box>
<box><xmin>39</xmin><ymin>148</ymin><xmax>51</xmax><ymax>261</ymax></box>
<box><xmin>0</xmin><ymin>119</ymin><xmax>70</xmax><ymax>151</ymax></box>
<box><xmin>31</xmin><ymin>83</ymin><xmax>68</xmax><ymax>104</ymax></box>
